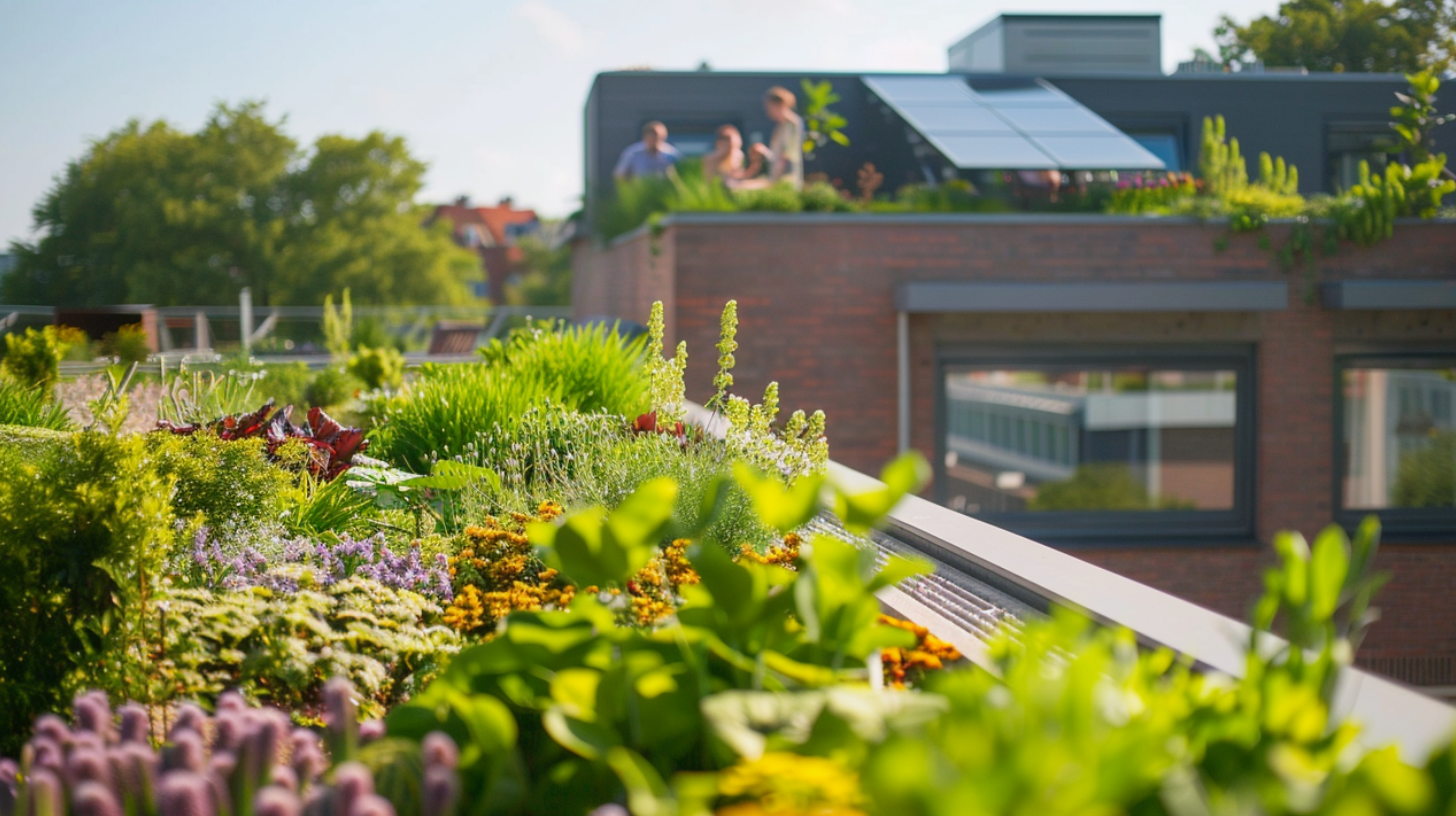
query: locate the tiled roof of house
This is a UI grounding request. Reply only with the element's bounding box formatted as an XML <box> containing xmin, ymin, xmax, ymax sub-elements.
<box><xmin>431</xmin><ymin>199</ymin><xmax>539</xmax><ymax>246</ymax></box>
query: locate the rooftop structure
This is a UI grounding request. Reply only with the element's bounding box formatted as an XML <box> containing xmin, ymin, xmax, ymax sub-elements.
<box><xmin>947</xmin><ymin>14</ymin><xmax>1163</xmax><ymax>75</ymax></box>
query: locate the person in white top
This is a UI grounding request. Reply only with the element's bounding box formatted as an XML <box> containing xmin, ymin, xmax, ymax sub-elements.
<box><xmin>749</xmin><ymin>86</ymin><xmax>804</xmax><ymax>189</ymax></box>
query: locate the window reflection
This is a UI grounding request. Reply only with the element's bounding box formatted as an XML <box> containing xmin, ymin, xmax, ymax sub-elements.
<box><xmin>943</xmin><ymin>367</ymin><xmax>1238</xmax><ymax>514</ymax></box>
<box><xmin>1343</xmin><ymin>364</ymin><xmax>1456</xmax><ymax>510</ymax></box>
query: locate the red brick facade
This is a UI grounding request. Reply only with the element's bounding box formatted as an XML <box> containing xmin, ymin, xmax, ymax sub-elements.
<box><xmin>574</xmin><ymin>215</ymin><xmax>1456</xmax><ymax>686</ymax></box>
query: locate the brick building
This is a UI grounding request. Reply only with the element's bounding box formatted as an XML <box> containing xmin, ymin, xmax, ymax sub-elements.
<box><xmin>574</xmin><ymin>214</ymin><xmax>1456</xmax><ymax>689</ymax></box>
<box><xmin>429</xmin><ymin>197</ymin><xmax>540</xmax><ymax>303</ymax></box>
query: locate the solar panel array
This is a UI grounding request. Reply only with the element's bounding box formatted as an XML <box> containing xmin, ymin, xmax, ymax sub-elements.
<box><xmin>863</xmin><ymin>75</ymin><xmax>1166</xmax><ymax>170</ymax></box>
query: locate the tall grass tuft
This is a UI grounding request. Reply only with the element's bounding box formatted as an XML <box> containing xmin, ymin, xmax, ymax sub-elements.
<box><xmin>370</xmin><ymin>321</ymin><xmax>650</xmax><ymax>473</ymax></box>
<box><xmin>0</xmin><ymin>378</ymin><xmax>73</xmax><ymax>430</ymax></box>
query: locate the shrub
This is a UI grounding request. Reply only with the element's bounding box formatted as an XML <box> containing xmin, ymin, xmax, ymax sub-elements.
<box><xmin>0</xmin><ymin>432</ymin><xmax>174</xmax><ymax>754</ymax></box>
<box><xmin>0</xmin><ymin>378</ymin><xmax>72</xmax><ymax>430</ymax></box>
<box><xmin>98</xmin><ymin>323</ymin><xmax>151</xmax><ymax>365</ymax></box>
<box><xmin>156</xmin><ymin>578</ymin><xmax>459</xmax><ymax>717</ymax></box>
<box><xmin>1</xmin><ymin>326</ymin><xmax>76</xmax><ymax>396</ymax></box>
<box><xmin>254</xmin><ymin>360</ymin><xmax>313</xmax><ymax>408</ymax></box>
<box><xmin>348</xmin><ymin>345</ymin><xmax>406</xmax><ymax>390</ymax></box>
<box><xmin>305</xmin><ymin>365</ymin><xmax>363</xmax><ymax>409</ymax></box>
<box><xmin>144</xmin><ymin>432</ymin><xmax>296</xmax><ymax>528</ymax></box>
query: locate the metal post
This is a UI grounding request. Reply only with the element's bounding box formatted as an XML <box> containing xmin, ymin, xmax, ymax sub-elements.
<box><xmin>897</xmin><ymin>310</ymin><xmax>911</xmax><ymax>454</ymax></box>
<box><xmin>194</xmin><ymin>311</ymin><xmax>210</xmax><ymax>352</ymax></box>
<box><xmin>239</xmin><ymin>287</ymin><xmax>254</xmax><ymax>356</ymax></box>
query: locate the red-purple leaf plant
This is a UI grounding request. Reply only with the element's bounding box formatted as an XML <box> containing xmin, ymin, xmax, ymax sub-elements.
<box><xmin>156</xmin><ymin>400</ymin><xmax>368</xmax><ymax>481</ymax></box>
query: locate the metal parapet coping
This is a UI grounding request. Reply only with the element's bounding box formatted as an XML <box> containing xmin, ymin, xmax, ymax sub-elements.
<box><xmin>685</xmin><ymin>404</ymin><xmax>1455</xmax><ymax>760</ymax></box>
<box><xmin>827</xmin><ymin>461</ymin><xmax>1456</xmax><ymax>762</ymax></box>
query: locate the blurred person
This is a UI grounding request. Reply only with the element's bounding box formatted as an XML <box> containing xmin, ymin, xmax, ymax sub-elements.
<box><xmin>749</xmin><ymin>87</ymin><xmax>804</xmax><ymax>189</ymax></box>
<box><xmin>702</xmin><ymin>125</ymin><xmax>762</xmax><ymax>188</ymax></box>
<box><xmin>613</xmin><ymin>121</ymin><xmax>680</xmax><ymax>181</ymax></box>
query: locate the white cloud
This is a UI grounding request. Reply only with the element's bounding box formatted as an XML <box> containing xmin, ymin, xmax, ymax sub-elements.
<box><xmin>515</xmin><ymin>0</ymin><xmax>586</xmax><ymax>57</ymax></box>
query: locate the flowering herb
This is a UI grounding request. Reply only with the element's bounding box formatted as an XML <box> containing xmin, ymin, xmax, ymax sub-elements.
<box><xmin>186</xmin><ymin>528</ymin><xmax>452</xmax><ymax>602</ymax></box>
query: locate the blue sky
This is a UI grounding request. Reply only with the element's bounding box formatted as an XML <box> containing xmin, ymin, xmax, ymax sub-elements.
<box><xmin>0</xmin><ymin>0</ymin><xmax>1278</xmax><ymax>247</ymax></box>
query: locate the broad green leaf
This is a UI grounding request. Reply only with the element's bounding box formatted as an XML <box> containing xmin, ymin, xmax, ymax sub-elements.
<box><xmin>605</xmin><ymin>747</ymin><xmax>671</xmax><ymax>816</ymax></box>
<box><xmin>550</xmin><ymin>668</ymin><xmax>603</xmax><ymax>719</ymax></box>
<box><xmin>733</xmin><ymin>462</ymin><xmax>823</xmax><ymax>533</ymax></box>
<box><xmin>606</xmin><ymin>477</ymin><xmax>678</xmax><ymax>553</ymax></box>
<box><xmin>833</xmin><ymin>452</ymin><xmax>929</xmax><ymax>533</ymax></box>
<box><xmin>1273</xmin><ymin>531</ymin><xmax>1310</xmax><ymax>607</ymax></box>
<box><xmin>867</xmin><ymin>554</ymin><xmax>933</xmax><ymax>592</ymax></box>
<box><xmin>543</xmin><ymin>708</ymin><xmax>620</xmax><ymax>760</ymax></box>
<box><xmin>402</xmin><ymin>461</ymin><xmax>501</xmax><ymax>491</ymax></box>
<box><xmin>1309</xmin><ymin>525</ymin><xmax>1349</xmax><ymax>621</ymax></box>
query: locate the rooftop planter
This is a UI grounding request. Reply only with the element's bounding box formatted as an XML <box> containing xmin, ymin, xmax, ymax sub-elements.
<box><xmin>2</xmin><ymin>300</ymin><xmax>1455</xmax><ymax>816</ymax></box>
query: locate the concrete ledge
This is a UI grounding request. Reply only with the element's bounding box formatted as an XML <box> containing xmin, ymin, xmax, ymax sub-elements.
<box><xmin>896</xmin><ymin>280</ymin><xmax>1289</xmax><ymax>312</ymax></box>
<box><xmin>1323</xmin><ymin>280</ymin><xmax>1456</xmax><ymax>310</ymax></box>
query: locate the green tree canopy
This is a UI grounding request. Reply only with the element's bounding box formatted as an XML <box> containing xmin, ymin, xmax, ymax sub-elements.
<box><xmin>3</xmin><ymin>102</ymin><xmax>478</xmax><ymax>307</ymax></box>
<box><xmin>1216</xmin><ymin>0</ymin><xmax>1456</xmax><ymax>74</ymax></box>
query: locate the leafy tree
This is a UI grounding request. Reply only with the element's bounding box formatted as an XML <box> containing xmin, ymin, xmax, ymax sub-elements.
<box><xmin>1215</xmin><ymin>0</ymin><xmax>1456</xmax><ymax>74</ymax></box>
<box><xmin>4</xmin><ymin>102</ymin><xmax>477</xmax><ymax>307</ymax></box>
<box><xmin>506</xmin><ymin>231</ymin><xmax>572</xmax><ymax>306</ymax></box>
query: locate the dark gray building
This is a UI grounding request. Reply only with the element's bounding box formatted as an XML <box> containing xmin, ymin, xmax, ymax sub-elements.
<box><xmin>583</xmin><ymin>15</ymin><xmax>1440</xmax><ymax>210</ymax></box>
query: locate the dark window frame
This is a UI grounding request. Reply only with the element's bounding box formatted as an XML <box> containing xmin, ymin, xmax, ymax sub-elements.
<box><xmin>1323</xmin><ymin>115</ymin><xmax>1397</xmax><ymax>194</ymax></box>
<box><xmin>1333</xmin><ymin>351</ymin><xmax>1456</xmax><ymax>541</ymax></box>
<box><xmin>934</xmin><ymin>343</ymin><xmax>1257</xmax><ymax>547</ymax></box>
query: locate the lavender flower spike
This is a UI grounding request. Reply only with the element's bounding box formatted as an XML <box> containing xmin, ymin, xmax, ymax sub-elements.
<box><xmin>71</xmin><ymin>781</ymin><xmax>123</xmax><ymax>816</ymax></box>
<box><xmin>157</xmin><ymin>772</ymin><xmax>214</xmax><ymax>816</ymax></box>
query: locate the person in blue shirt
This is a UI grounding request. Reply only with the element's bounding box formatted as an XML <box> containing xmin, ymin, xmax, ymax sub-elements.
<box><xmin>614</xmin><ymin>121</ymin><xmax>680</xmax><ymax>181</ymax></box>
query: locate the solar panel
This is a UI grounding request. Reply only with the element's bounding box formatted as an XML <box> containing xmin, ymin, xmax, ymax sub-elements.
<box><xmin>931</xmin><ymin>135</ymin><xmax>1059</xmax><ymax>169</ymax></box>
<box><xmin>863</xmin><ymin>76</ymin><xmax>977</xmax><ymax>104</ymax></box>
<box><xmin>864</xmin><ymin>74</ymin><xmax>1166</xmax><ymax>170</ymax></box>
<box><xmin>994</xmin><ymin>106</ymin><xmax>1119</xmax><ymax>135</ymax></box>
<box><xmin>896</xmin><ymin>104</ymin><xmax>1015</xmax><ymax>134</ymax></box>
<box><xmin>1032</xmin><ymin>135</ymin><xmax>1166</xmax><ymax>168</ymax></box>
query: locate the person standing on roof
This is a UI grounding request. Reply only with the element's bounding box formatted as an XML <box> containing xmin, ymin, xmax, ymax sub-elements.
<box><xmin>751</xmin><ymin>87</ymin><xmax>804</xmax><ymax>189</ymax></box>
<box><xmin>614</xmin><ymin>121</ymin><xmax>681</xmax><ymax>181</ymax></box>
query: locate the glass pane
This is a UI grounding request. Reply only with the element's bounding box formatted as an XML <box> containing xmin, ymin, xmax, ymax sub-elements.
<box><xmin>942</xmin><ymin>366</ymin><xmax>1239</xmax><ymax>514</ymax></box>
<box><xmin>1342</xmin><ymin>364</ymin><xmax>1456</xmax><ymax>510</ymax></box>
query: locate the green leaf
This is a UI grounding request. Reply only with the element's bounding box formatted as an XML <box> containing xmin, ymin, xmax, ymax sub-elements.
<box><xmin>733</xmin><ymin>462</ymin><xmax>823</xmax><ymax>533</ymax></box>
<box><xmin>1309</xmin><ymin>525</ymin><xmax>1349</xmax><ymax>621</ymax></box>
<box><xmin>402</xmin><ymin>461</ymin><xmax>501</xmax><ymax>492</ymax></box>
<box><xmin>605</xmin><ymin>747</ymin><xmax>671</xmax><ymax>816</ymax></box>
<box><xmin>832</xmin><ymin>452</ymin><xmax>929</xmax><ymax>533</ymax></box>
<box><xmin>829</xmin><ymin>131</ymin><xmax>851</xmax><ymax>146</ymax></box>
<box><xmin>867</xmin><ymin>554</ymin><xmax>932</xmax><ymax>592</ymax></box>
<box><xmin>543</xmin><ymin>708</ymin><xmax>620</xmax><ymax>760</ymax></box>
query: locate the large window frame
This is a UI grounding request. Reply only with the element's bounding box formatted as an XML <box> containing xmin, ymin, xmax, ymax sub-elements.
<box><xmin>934</xmin><ymin>344</ymin><xmax>1257</xmax><ymax>546</ymax></box>
<box><xmin>1333</xmin><ymin>350</ymin><xmax>1456</xmax><ymax>541</ymax></box>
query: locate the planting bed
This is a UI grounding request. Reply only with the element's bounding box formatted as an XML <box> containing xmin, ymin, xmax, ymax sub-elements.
<box><xmin>0</xmin><ymin>302</ymin><xmax>1453</xmax><ymax>816</ymax></box>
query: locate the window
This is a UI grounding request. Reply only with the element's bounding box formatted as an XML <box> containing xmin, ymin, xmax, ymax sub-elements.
<box><xmin>937</xmin><ymin>346</ymin><xmax>1254</xmax><ymax>543</ymax></box>
<box><xmin>1338</xmin><ymin>356</ymin><xmax>1456</xmax><ymax>537</ymax></box>
<box><xmin>1326</xmin><ymin>120</ymin><xmax>1397</xmax><ymax>192</ymax></box>
<box><xmin>1127</xmin><ymin>132</ymin><xmax>1182</xmax><ymax>171</ymax></box>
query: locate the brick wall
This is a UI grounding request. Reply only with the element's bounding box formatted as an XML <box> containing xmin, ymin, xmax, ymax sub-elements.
<box><xmin>574</xmin><ymin>216</ymin><xmax>1456</xmax><ymax>683</ymax></box>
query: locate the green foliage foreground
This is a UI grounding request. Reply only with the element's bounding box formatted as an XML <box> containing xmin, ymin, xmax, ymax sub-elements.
<box><xmin>370</xmin><ymin>462</ymin><xmax>1456</xmax><ymax>816</ymax></box>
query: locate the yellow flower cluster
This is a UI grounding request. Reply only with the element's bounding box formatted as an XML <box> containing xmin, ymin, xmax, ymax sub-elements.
<box><xmin>717</xmin><ymin>752</ymin><xmax>865</xmax><ymax>816</ymax></box>
<box><xmin>878</xmin><ymin>614</ymin><xmax>962</xmax><ymax>689</ymax></box>
<box><xmin>443</xmin><ymin>502</ymin><xmax>572</xmax><ymax>635</ymax></box>
<box><xmin>736</xmin><ymin>534</ymin><xmax>801</xmax><ymax>571</ymax></box>
<box><xmin>625</xmin><ymin>539</ymin><xmax>700</xmax><ymax>625</ymax></box>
